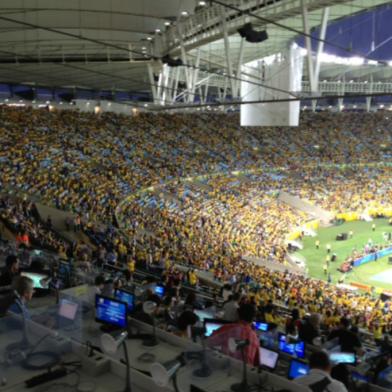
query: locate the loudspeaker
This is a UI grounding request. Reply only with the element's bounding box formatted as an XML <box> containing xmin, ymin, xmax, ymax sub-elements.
<box><xmin>237</xmin><ymin>23</ymin><xmax>252</xmax><ymax>38</ymax></box>
<box><xmin>237</xmin><ymin>23</ymin><xmax>268</xmax><ymax>43</ymax></box>
<box><xmin>161</xmin><ymin>55</ymin><xmax>183</xmax><ymax>67</ymax></box>
<box><xmin>246</xmin><ymin>29</ymin><xmax>268</xmax><ymax>43</ymax></box>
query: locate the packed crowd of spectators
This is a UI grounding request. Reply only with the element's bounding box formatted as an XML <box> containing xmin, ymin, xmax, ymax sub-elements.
<box><xmin>0</xmin><ymin>106</ymin><xmax>391</xmax><ymax>339</ymax></box>
<box><xmin>0</xmin><ymin>196</ymin><xmax>68</xmax><ymax>253</ymax></box>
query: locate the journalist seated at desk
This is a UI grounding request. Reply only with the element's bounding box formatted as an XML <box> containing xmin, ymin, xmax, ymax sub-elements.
<box><xmin>2</xmin><ymin>276</ymin><xmax>34</xmax><ymax>324</ymax></box>
<box><xmin>327</xmin><ymin>317</ymin><xmax>362</xmax><ymax>354</ymax></box>
<box><xmin>207</xmin><ymin>303</ymin><xmax>259</xmax><ymax>366</ymax></box>
<box><xmin>296</xmin><ymin>351</ymin><xmax>348</xmax><ymax>392</ymax></box>
<box><xmin>3</xmin><ymin>276</ymin><xmax>54</xmax><ymax>328</ymax></box>
<box><xmin>0</xmin><ymin>254</ymin><xmax>20</xmax><ymax>288</ymax></box>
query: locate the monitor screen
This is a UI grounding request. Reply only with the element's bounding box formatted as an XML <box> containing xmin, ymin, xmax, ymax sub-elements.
<box><xmin>95</xmin><ymin>295</ymin><xmax>127</xmax><ymax>329</ymax></box>
<box><xmin>204</xmin><ymin>318</ymin><xmax>228</xmax><ymax>337</ymax></box>
<box><xmin>278</xmin><ymin>334</ymin><xmax>305</xmax><ymax>359</ymax></box>
<box><xmin>115</xmin><ymin>289</ymin><xmax>135</xmax><ymax>313</ymax></box>
<box><xmin>21</xmin><ymin>271</ymin><xmax>49</xmax><ymax>289</ymax></box>
<box><xmin>288</xmin><ymin>360</ymin><xmax>309</xmax><ymax>379</ymax></box>
<box><xmin>330</xmin><ymin>352</ymin><xmax>356</xmax><ymax>365</ymax></box>
<box><xmin>259</xmin><ymin>347</ymin><xmax>279</xmax><ymax>370</ymax></box>
<box><xmin>351</xmin><ymin>371</ymin><xmax>370</xmax><ymax>383</ymax></box>
<box><xmin>58</xmin><ymin>299</ymin><xmax>79</xmax><ymax>321</ymax></box>
<box><xmin>194</xmin><ymin>309</ymin><xmax>213</xmax><ymax>322</ymax></box>
<box><xmin>253</xmin><ymin>321</ymin><xmax>269</xmax><ymax>332</ymax></box>
<box><xmin>154</xmin><ymin>285</ymin><xmax>165</xmax><ymax>298</ymax></box>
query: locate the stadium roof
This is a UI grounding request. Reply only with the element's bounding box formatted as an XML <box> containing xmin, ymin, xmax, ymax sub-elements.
<box><xmin>0</xmin><ymin>0</ymin><xmax>391</xmax><ymax>100</ymax></box>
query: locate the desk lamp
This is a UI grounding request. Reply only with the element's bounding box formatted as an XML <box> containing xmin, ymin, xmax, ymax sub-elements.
<box><xmin>150</xmin><ymin>355</ymin><xmax>185</xmax><ymax>392</ymax></box>
<box><xmin>142</xmin><ymin>301</ymin><xmax>158</xmax><ymax>347</ymax></box>
<box><xmin>228</xmin><ymin>338</ymin><xmax>252</xmax><ymax>392</ymax></box>
<box><xmin>101</xmin><ymin>331</ymin><xmax>131</xmax><ymax>392</ymax></box>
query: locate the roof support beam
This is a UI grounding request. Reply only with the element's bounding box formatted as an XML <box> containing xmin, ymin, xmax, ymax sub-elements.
<box><xmin>302</xmin><ymin>1</ymin><xmax>329</xmax><ymax>104</ymax></box>
<box><xmin>301</xmin><ymin>0</ymin><xmax>315</xmax><ymax>92</ymax></box>
<box><xmin>314</xmin><ymin>7</ymin><xmax>329</xmax><ymax>88</ymax></box>
<box><xmin>220</xmin><ymin>7</ymin><xmax>236</xmax><ymax>97</ymax></box>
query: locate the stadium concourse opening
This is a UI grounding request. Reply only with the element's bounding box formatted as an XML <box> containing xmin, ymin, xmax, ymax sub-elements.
<box><xmin>1</xmin><ymin>1</ymin><xmax>392</xmax><ymax>392</ymax></box>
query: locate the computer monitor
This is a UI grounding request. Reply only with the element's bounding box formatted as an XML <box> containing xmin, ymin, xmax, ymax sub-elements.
<box><xmin>95</xmin><ymin>295</ymin><xmax>127</xmax><ymax>329</ymax></box>
<box><xmin>253</xmin><ymin>321</ymin><xmax>269</xmax><ymax>332</ymax></box>
<box><xmin>329</xmin><ymin>352</ymin><xmax>356</xmax><ymax>365</ymax></box>
<box><xmin>58</xmin><ymin>298</ymin><xmax>78</xmax><ymax>321</ymax></box>
<box><xmin>115</xmin><ymin>289</ymin><xmax>135</xmax><ymax>313</ymax></box>
<box><xmin>194</xmin><ymin>309</ymin><xmax>213</xmax><ymax>322</ymax></box>
<box><xmin>259</xmin><ymin>347</ymin><xmax>279</xmax><ymax>370</ymax></box>
<box><xmin>288</xmin><ymin>359</ymin><xmax>309</xmax><ymax>379</ymax></box>
<box><xmin>154</xmin><ymin>284</ymin><xmax>165</xmax><ymax>298</ymax></box>
<box><xmin>351</xmin><ymin>371</ymin><xmax>370</xmax><ymax>383</ymax></box>
<box><xmin>278</xmin><ymin>334</ymin><xmax>305</xmax><ymax>359</ymax></box>
<box><xmin>21</xmin><ymin>271</ymin><xmax>49</xmax><ymax>289</ymax></box>
<box><xmin>203</xmin><ymin>318</ymin><xmax>229</xmax><ymax>337</ymax></box>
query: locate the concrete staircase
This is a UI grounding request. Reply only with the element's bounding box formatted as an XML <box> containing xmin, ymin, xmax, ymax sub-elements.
<box><xmin>278</xmin><ymin>191</ymin><xmax>334</xmax><ymax>226</ymax></box>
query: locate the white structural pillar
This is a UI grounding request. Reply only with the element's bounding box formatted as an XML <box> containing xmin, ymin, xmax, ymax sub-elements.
<box><xmin>240</xmin><ymin>45</ymin><xmax>303</xmax><ymax>126</ymax></box>
<box><xmin>234</xmin><ymin>37</ymin><xmax>245</xmax><ymax>97</ymax></box>
<box><xmin>187</xmin><ymin>50</ymin><xmax>201</xmax><ymax>102</ymax></box>
<box><xmin>301</xmin><ymin>0</ymin><xmax>315</xmax><ymax>92</ymax></box>
<box><xmin>337</xmin><ymin>78</ymin><xmax>345</xmax><ymax>111</ymax></box>
<box><xmin>314</xmin><ymin>7</ymin><xmax>330</xmax><ymax>89</ymax></box>
<box><xmin>171</xmin><ymin>67</ymin><xmax>181</xmax><ymax>104</ymax></box>
<box><xmin>221</xmin><ymin>8</ymin><xmax>236</xmax><ymax>96</ymax></box>
<box><xmin>301</xmin><ymin>1</ymin><xmax>329</xmax><ymax>111</ymax></box>
<box><xmin>147</xmin><ymin>63</ymin><xmax>158</xmax><ymax>103</ymax></box>
<box><xmin>366</xmin><ymin>76</ymin><xmax>373</xmax><ymax>112</ymax></box>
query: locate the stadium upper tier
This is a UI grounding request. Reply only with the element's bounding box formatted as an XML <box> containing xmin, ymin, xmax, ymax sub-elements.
<box><xmin>0</xmin><ymin>107</ymin><xmax>390</xmax><ymax>264</ymax></box>
<box><xmin>0</xmin><ymin>107</ymin><xmax>390</xmax><ymax>212</ymax></box>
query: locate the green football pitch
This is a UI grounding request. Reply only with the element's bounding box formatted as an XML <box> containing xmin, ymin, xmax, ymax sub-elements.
<box><xmin>296</xmin><ymin>219</ymin><xmax>392</xmax><ymax>291</ymax></box>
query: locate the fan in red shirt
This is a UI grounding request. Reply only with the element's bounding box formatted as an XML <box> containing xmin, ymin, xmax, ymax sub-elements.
<box><xmin>207</xmin><ymin>303</ymin><xmax>260</xmax><ymax>366</ymax></box>
<box><xmin>16</xmin><ymin>231</ymin><xmax>30</xmax><ymax>247</ymax></box>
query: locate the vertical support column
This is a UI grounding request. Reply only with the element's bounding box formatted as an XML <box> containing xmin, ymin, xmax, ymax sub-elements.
<box><xmin>160</xmin><ymin>65</ymin><xmax>171</xmax><ymax>105</ymax></box>
<box><xmin>170</xmin><ymin>67</ymin><xmax>180</xmax><ymax>103</ymax></box>
<box><xmin>171</xmin><ymin>67</ymin><xmax>180</xmax><ymax>104</ymax></box>
<box><xmin>147</xmin><ymin>63</ymin><xmax>158</xmax><ymax>103</ymax></box>
<box><xmin>366</xmin><ymin>96</ymin><xmax>372</xmax><ymax>112</ymax></box>
<box><xmin>188</xmin><ymin>50</ymin><xmax>201</xmax><ymax>103</ymax></box>
<box><xmin>178</xmin><ymin>22</ymin><xmax>191</xmax><ymax>102</ymax></box>
<box><xmin>366</xmin><ymin>75</ymin><xmax>373</xmax><ymax>112</ymax></box>
<box><xmin>337</xmin><ymin>98</ymin><xmax>343</xmax><ymax>111</ymax></box>
<box><xmin>301</xmin><ymin>0</ymin><xmax>315</xmax><ymax>92</ymax></box>
<box><xmin>313</xmin><ymin>7</ymin><xmax>329</xmax><ymax>92</ymax></box>
<box><xmin>222</xmin><ymin>78</ymin><xmax>228</xmax><ymax>100</ymax></box>
<box><xmin>234</xmin><ymin>37</ymin><xmax>245</xmax><ymax>97</ymax></box>
<box><xmin>200</xmin><ymin>77</ymin><xmax>210</xmax><ymax>104</ymax></box>
<box><xmin>156</xmin><ymin>70</ymin><xmax>164</xmax><ymax>102</ymax></box>
<box><xmin>337</xmin><ymin>78</ymin><xmax>345</xmax><ymax>111</ymax></box>
<box><xmin>221</xmin><ymin>7</ymin><xmax>236</xmax><ymax>96</ymax></box>
<box><xmin>302</xmin><ymin>2</ymin><xmax>329</xmax><ymax>97</ymax></box>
